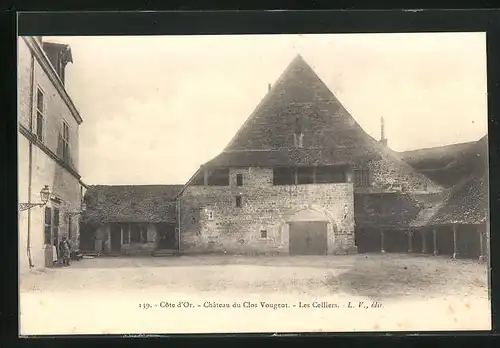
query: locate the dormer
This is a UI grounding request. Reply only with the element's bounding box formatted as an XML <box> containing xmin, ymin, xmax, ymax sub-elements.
<box><xmin>293</xmin><ymin>116</ymin><xmax>304</xmax><ymax>148</ymax></box>
<box><xmin>42</xmin><ymin>41</ymin><xmax>73</xmax><ymax>86</ymax></box>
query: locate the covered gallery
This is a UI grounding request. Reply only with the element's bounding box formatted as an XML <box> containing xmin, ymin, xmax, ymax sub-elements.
<box><xmin>79</xmin><ymin>185</ymin><xmax>183</xmax><ymax>256</ymax></box>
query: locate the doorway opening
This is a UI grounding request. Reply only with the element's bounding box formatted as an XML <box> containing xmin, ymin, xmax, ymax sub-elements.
<box><xmin>156</xmin><ymin>223</ymin><xmax>177</xmax><ymax>250</ymax></box>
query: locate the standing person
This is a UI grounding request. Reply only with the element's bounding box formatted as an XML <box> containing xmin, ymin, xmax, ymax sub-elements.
<box><xmin>60</xmin><ymin>237</ymin><xmax>71</xmax><ymax>266</ymax></box>
<box><xmin>52</xmin><ymin>239</ymin><xmax>58</xmax><ymax>266</ymax></box>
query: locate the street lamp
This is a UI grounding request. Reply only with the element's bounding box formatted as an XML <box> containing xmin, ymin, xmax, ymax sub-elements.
<box><xmin>19</xmin><ymin>185</ymin><xmax>51</xmax><ymax>211</ymax></box>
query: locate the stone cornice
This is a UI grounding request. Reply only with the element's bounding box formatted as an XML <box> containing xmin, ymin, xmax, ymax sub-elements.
<box><xmin>19</xmin><ymin>124</ymin><xmax>82</xmax><ymax>181</ymax></box>
<box><xmin>22</xmin><ymin>36</ymin><xmax>83</xmax><ymax>125</ymax></box>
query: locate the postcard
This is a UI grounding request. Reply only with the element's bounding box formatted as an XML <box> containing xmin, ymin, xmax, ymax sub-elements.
<box><xmin>18</xmin><ymin>31</ymin><xmax>490</xmax><ymax>335</ymax></box>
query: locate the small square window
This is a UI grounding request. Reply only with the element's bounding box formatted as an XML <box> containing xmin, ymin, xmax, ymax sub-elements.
<box><xmin>235</xmin><ymin>196</ymin><xmax>242</xmax><ymax>208</ymax></box>
<box><xmin>207</xmin><ymin>211</ymin><xmax>214</xmax><ymax>220</ymax></box>
<box><xmin>260</xmin><ymin>230</ymin><xmax>267</xmax><ymax>238</ymax></box>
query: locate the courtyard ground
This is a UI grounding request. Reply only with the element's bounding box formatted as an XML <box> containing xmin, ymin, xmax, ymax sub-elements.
<box><xmin>19</xmin><ymin>253</ymin><xmax>491</xmax><ymax>335</ymax></box>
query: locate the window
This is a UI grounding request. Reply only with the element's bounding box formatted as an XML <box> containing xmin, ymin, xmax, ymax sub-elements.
<box><xmin>273</xmin><ymin>167</ymin><xmax>295</xmax><ymax>185</ymax></box>
<box><xmin>297</xmin><ymin>166</ymin><xmax>314</xmax><ymax>184</ymax></box>
<box><xmin>53</xmin><ymin>208</ymin><xmax>60</xmax><ymax>243</ymax></box>
<box><xmin>207</xmin><ymin>210</ymin><xmax>214</xmax><ymax>220</ymax></box>
<box><xmin>354</xmin><ymin>168</ymin><xmax>370</xmax><ymax>188</ymax></box>
<box><xmin>293</xmin><ymin>133</ymin><xmax>304</xmax><ymax>148</ymax></box>
<box><xmin>260</xmin><ymin>229</ymin><xmax>267</xmax><ymax>238</ymax></box>
<box><xmin>35</xmin><ymin>87</ymin><xmax>44</xmax><ymax>141</ymax></box>
<box><xmin>315</xmin><ymin>166</ymin><xmax>347</xmax><ymax>184</ymax></box>
<box><xmin>44</xmin><ymin>207</ymin><xmax>52</xmax><ymax>244</ymax></box>
<box><xmin>236</xmin><ymin>174</ymin><xmax>243</xmax><ymax>186</ymax></box>
<box><xmin>58</xmin><ymin>54</ymin><xmax>66</xmax><ymax>84</ymax></box>
<box><xmin>207</xmin><ymin>168</ymin><xmax>230</xmax><ymax>186</ymax></box>
<box><xmin>235</xmin><ymin>195</ymin><xmax>242</xmax><ymax>208</ymax></box>
<box><xmin>62</xmin><ymin>121</ymin><xmax>70</xmax><ymax>163</ymax></box>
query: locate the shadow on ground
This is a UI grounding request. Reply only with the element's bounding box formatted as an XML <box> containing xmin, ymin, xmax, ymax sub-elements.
<box><xmin>20</xmin><ymin>253</ymin><xmax>489</xmax><ymax>301</ymax></box>
<box><xmin>326</xmin><ymin>254</ymin><xmax>488</xmax><ymax>300</ymax></box>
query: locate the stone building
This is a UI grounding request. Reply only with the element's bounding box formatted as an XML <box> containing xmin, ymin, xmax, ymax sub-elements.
<box><xmin>80</xmin><ymin>185</ymin><xmax>182</xmax><ymax>256</ymax></box>
<box><xmin>18</xmin><ymin>36</ymin><xmax>87</xmax><ymax>273</ymax></box>
<box><xmin>176</xmin><ymin>55</ymin><xmax>442</xmax><ymax>256</ymax></box>
<box><xmin>80</xmin><ymin>55</ymin><xmax>487</xmax><ymax>259</ymax></box>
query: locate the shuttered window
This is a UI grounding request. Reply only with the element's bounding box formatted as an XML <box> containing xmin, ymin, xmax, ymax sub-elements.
<box><xmin>53</xmin><ymin>208</ymin><xmax>60</xmax><ymax>243</ymax></box>
<box><xmin>35</xmin><ymin>87</ymin><xmax>45</xmax><ymax>141</ymax></box>
<box><xmin>62</xmin><ymin>121</ymin><xmax>70</xmax><ymax>164</ymax></box>
<box><xmin>44</xmin><ymin>207</ymin><xmax>52</xmax><ymax>244</ymax></box>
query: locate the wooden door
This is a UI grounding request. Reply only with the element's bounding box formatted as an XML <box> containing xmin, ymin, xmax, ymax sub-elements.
<box><xmin>289</xmin><ymin>221</ymin><xmax>328</xmax><ymax>255</ymax></box>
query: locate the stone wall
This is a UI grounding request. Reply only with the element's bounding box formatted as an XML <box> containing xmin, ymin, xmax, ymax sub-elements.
<box><xmin>179</xmin><ymin>167</ymin><xmax>355</xmax><ymax>255</ymax></box>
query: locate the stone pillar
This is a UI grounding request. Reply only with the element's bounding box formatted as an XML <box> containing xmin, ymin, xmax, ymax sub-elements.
<box><xmin>120</xmin><ymin>227</ymin><xmax>124</xmax><ymax>252</ymax></box>
<box><xmin>380</xmin><ymin>230</ymin><xmax>386</xmax><ymax>253</ymax></box>
<box><xmin>407</xmin><ymin>229</ymin><xmax>413</xmax><ymax>253</ymax></box>
<box><xmin>478</xmin><ymin>225</ymin><xmax>485</xmax><ymax>262</ymax></box>
<box><xmin>452</xmin><ymin>224</ymin><xmax>458</xmax><ymax>259</ymax></box>
<box><xmin>107</xmin><ymin>227</ymin><xmax>111</xmax><ymax>253</ymax></box>
<box><xmin>203</xmin><ymin>170</ymin><xmax>209</xmax><ymax>185</ymax></box>
<box><xmin>421</xmin><ymin>229</ymin><xmax>427</xmax><ymax>253</ymax></box>
<box><xmin>312</xmin><ymin>166</ymin><xmax>317</xmax><ymax>184</ymax></box>
<box><xmin>432</xmin><ymin>227</ymin><xmax>438</xmax><ymax>256</ymax></box>
<box><xmin>294</xmin><ymin>168</ymin><xmax>299</xmax><ymax>185</ymax></box>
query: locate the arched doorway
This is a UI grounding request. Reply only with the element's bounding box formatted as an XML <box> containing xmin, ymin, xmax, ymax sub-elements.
<box><xmin>286</xmin><ymin>208</ymin><xmax>333</xmax><ymax>255</ymax></box>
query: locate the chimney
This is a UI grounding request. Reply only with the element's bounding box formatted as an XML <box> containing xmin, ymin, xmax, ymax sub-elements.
<box><xmin>380</xmin><ymin>117</ymin><xmax>388</xmax><ymax>146</ymax></box>
<box><xmin>268</xmin><ymin>83</ymin><xmax>272</xmax><ymax>92</ymax></box>
<box><xmin>42</xmin><ymin>42</ymin><xmax>73</xmax><ymax>86</ymax></box>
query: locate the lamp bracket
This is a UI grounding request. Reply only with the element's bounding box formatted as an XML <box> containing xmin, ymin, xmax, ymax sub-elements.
<box><xmin>19</xmin><ymin>203</ymin><xmax>45</xmax><ymax>212</ymax></box>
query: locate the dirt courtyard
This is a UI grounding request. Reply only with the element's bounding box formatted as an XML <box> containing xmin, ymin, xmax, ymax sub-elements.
<box><xmin>19</xmin><ymin>253</ymin><xmax>491</xmax><ymax>334</ymax></box>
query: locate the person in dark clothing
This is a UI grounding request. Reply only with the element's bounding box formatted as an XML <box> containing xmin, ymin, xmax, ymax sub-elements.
<box><xmin>59</xmin><ymin>237</ymin><xmax>71</xmax><ymax>266</ymax></box>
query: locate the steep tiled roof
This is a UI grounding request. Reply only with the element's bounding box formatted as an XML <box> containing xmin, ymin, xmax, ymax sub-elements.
<box><xmin>199</xmin><ymin>54</ymin><xmax>442</xmax><ymax>194</ymax></box>
<box><xmin>428</xmin><ymin>172</ymin><xmax>488</xmax><ymax>225</ymax></box>
<box><xmin>203</xmin><ymin>55</ymin><xmax>386</xmax><ymax>167</ymax></box>
<box><xmin>207</xmin><ymin>147</ymin><xmax>379</xmax><ymax>168</ymax></box>
<box><xmin>82</xmin><ymin>185</ymin><xmax>183</xmax><ymax>224</ymax></box>
<box><xmin>409</xmin><ymin>191</ymin><xmax>450</xmax><ymax>228</ymax></box>
<box><xmin>399</xmin><ymin>136</ymin><xmax>487</xmax><ymax>188</ymax></box>
<box><xmin>399</xmin><ymin>141</ymin><xmax>475</xmax><ymax>168</ymax></box>
<box><xmin>408</xmin><ymin>136</ymin><xmax>489</xmax><ymax>226</ymax></box>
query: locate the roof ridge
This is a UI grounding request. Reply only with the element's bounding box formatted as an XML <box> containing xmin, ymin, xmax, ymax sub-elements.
<box><xmin>222</xmin><ymin>54</ymin><xmax>302</xmax><ymax>152</ymax></box>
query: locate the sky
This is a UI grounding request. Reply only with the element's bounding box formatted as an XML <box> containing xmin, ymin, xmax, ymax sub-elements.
<box><xmin>43</xmin><ymin>33</ymin><xmax>488</xmax><ymax>185</ymax></box>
